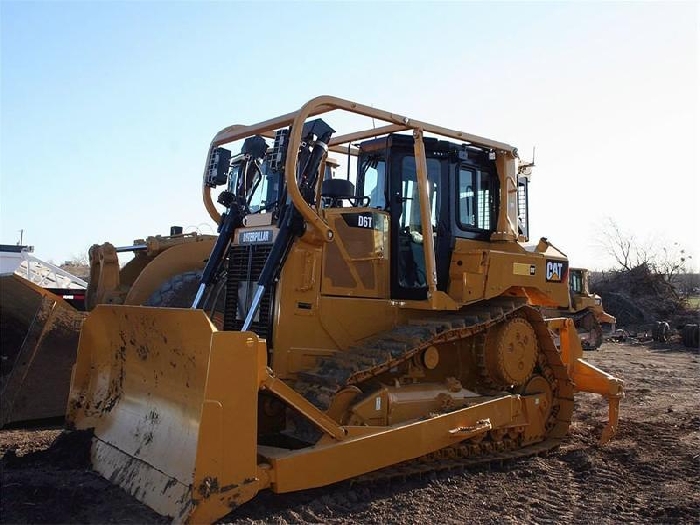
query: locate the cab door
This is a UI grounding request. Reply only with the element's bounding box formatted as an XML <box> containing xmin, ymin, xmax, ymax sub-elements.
<box><xmin>389</xmin><ymin>151</ymin><xmax>443</xmax><ymax>300</ymax></box>
<box><xmin>320</xmin><ymin>208</ymin><xmax>390</xmax><ymax>299</ymax></box>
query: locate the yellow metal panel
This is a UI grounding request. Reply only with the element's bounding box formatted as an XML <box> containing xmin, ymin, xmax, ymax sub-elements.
<box><xmin>261</xmin><ymin>395</ymin><xmax>524</xmax><ymax>493</ymax></box>
<box><xmin>189</xmin><ymin>330</ymin><xmax>266</xmax><ymax>523</ymax></box>
<box><xmin>484</xmin><ymin>251</ymin><xmax>569</xmax><ymax>307</ymax></box>
<box><xmin>491</xmin><ymin>152</ymin><xmax>519</xmax><ymax>242</ymax></box>
<box><xmin>447</xmin><ymin>240</ymin><xmax>570</xmax><ymax>308</ymax></box>
<box><xmin>67</xmin><ymin>307</ymin><xmax>217</xmax><ymax>519</ymax></box>
<box><xmin>318</xmin><ymin>296</ymin><xmax>402</xmax><ymax>351</ymax></box>
<box><xmin>68</xmin><ymin>307</ymin><xmax>268</xmax><ymax>522</ymax></box>
<box><xmin>272</xmin><ymin>231</ymin><xmax>399</xmax><ymax>377</ymax></box>
<box><xmin>321</xmin><ymin>209</ymin><xmax>390</xmax><ymax>299</ymax></box>
<box><xmin>547</xmin><ymin>316</ymin><xmax>624</xmax><ymax>443</ymax></box>
<box><xmin>86</xmin><ymin>242</ymin><xmax>123</xmax><ymax>309</ymax></box>
<box><xmin>412</xmin><ymin>129</ymin><xmax>438</xmax><ymax>295</ymax></box>
<box><xmin>124</xmin><ymin>239</ymin><xmax>216</xmax><ymax>305</ymax></box>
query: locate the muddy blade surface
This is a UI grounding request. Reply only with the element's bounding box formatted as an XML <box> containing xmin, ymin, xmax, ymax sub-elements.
<box><xmin>0</xmin><ymin>274</ymin><xmax>86</xmax><ymax>426</ymax></box>
<box><xmin>66</xmin><ymin>306</ymin><xmax>262</xmax><ymax>523</ymax></box>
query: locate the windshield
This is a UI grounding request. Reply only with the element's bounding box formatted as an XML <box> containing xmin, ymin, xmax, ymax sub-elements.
<box><xmin>359</xmin><ymin>155</ymin><xmax>387</xmax><ymax>209</ymax></box>
<box><xmin>245</xmin><ymin>160</ymin><xmax>280</xmax><ymax>213</ymax></box>
<box><xmin>569</xmin><ymin>270</ymin><xmax>583</xmax><ymax>294</ymax></box>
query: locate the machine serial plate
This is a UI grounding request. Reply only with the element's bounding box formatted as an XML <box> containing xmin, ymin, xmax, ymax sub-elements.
<box><xmin>513</xmin><ymin>262</ymin><xmax>536</xmax><ymax>276</ymax></box>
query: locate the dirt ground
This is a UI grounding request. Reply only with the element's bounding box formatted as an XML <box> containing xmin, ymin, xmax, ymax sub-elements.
<box><xmin>1</xmin><ymin>339</ymin><xmax>698</xmax><ymax>524</ymax></box>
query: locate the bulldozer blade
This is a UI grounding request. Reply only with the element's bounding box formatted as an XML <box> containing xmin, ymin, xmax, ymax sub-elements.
<box><xmin>66</xmin><ymin>306</ymin><xmax>264</xmax><ymax>523</ymax></box>
<box><xmin>1</xmin><ymin>274</ymin><xmax>86</xmax><ymax>426</ymax></box>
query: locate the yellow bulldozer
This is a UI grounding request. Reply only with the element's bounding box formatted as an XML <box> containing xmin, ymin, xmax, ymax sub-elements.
<box><xmin>0</xmin><ymin>231</ymin><xmax>216</xmax><ymax>427</ymax></box>
<box><xmin>543</xmin><ymin>267</ymin><xmax>617</xmax><ymax>350</ymax></box>
<box><xmin>65</xmin><ymin>96</ymin><xmax>624</xmax><ymax>524</ymax></box>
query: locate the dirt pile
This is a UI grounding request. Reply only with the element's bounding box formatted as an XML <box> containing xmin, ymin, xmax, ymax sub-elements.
<box><xmin>1</xmin><ymin>428</ymin><xmax>92</xmax><ymax>470</ymax></box>
<box><xmin>593</xmin><ymin>264</ymin><xmax>698</xmax><ymax>328</ymax></box>
<box><xmin>59</xmin><ymin>262</ymin><xmax>90</xmax><ymax>282</ymax></box>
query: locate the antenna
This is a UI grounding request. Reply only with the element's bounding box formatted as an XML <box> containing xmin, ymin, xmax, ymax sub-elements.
<box><xmin>346</xmin><ymin>143</ymin><xmax>351</xmax><ymax>181</ymax></box>
<box><xmin>518</xmin><ymin>146</ymin><xmax>536</xmax><ymax>175</ymax></box>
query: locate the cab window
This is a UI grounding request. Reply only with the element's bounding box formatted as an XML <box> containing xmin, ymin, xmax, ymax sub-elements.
<box><xmin>570</xmin><ymin>271</ymin><xmax>583</xmax><ymax>294</ymax></box>
<box><xmin>458</xmin><ymin>167</ymin><xmax>494</xmax><ymax>231</ymax></box>
<box><xmin>359</xmin><ymin>155</ymin><xmax>387</xmax><ymax>209</ymax></box>
<box><xmin>400</xmin><ymin>156</ymin><xmax>441</xmax><ymax>231</ymax></box>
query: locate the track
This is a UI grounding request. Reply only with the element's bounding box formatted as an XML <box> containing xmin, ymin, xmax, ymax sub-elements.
<box><xmin>293</xmin><ymin>297</ymin><xmax>575</xmax><ymax>473</ymax></box>
<box><xmin>354</xmin><ymin>431</ymin><xmax>564</xmax><ymax>485</ymax></box>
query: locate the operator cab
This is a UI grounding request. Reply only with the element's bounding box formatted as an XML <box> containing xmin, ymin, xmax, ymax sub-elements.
<box><xmin>355</xmin><ymin>134</ymin><xmax>500</xmax><ymax>300</ymax></box>
<box><xmin>569</xmin><ymin>269</ymin><xmax>585</xmax><ymax>295</ymax></box>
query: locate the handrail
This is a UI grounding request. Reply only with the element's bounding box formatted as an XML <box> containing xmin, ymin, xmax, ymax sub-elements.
<box><xmin>202</xmin><ymin>95</ymin><xmax>519</xmax><ymax>237</ymax></box>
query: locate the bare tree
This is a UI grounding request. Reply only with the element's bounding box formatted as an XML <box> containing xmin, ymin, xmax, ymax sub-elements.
<box><xmin>598</xmin><ymin>217</ymin><xmax>692</xmax><ymax>282</ymax></box>
<box><xmin>653</xmin><ymin>242</ymin><xmax>692</xmax><ymax>285</ymax></box>
<box><xmin>599</xmin><ymin>218</ymin><xmax>636</xmax><ymax>270</ymax></box>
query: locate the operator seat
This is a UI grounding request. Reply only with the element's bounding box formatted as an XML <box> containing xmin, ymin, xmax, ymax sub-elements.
<box><xmin>321</xmin><ymin>179</ymin><xmax>369</xmax><ymax>208</ymax></box>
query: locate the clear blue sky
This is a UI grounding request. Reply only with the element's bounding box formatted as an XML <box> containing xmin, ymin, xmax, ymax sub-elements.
<box><xmin>1</xmin><ymin>1</ymin><xmax>697</xmax><ymax>270</ymax></box>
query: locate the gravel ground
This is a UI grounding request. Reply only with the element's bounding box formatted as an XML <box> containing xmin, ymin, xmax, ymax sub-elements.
<box><xmin>1</xmin><ymin>339</ymin><xmax>698</xmax><ymax>524</ymax></box>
